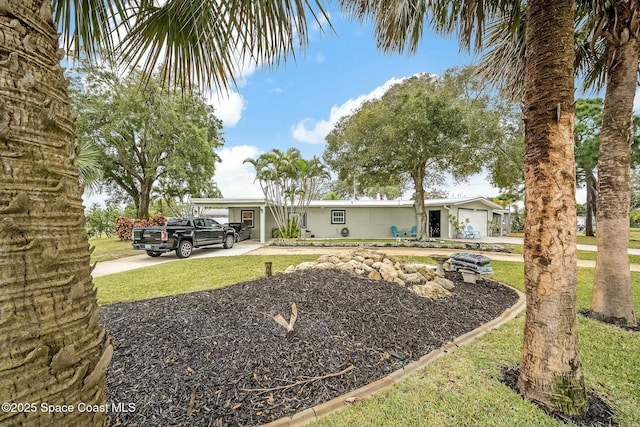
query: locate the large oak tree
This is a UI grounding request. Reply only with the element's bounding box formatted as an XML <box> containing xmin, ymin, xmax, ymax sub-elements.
<box><xmin>324</xmin><ymin>68</ymin><xmax>504</xmax><ymax>240</ymax></box>
<box><xmin>72</xmin><ymin>66</ymin><xmax>224</xmax><ymax>219</ymax></box>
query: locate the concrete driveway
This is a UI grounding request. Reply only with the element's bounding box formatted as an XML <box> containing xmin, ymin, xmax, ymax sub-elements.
<box><xmin>92</xmin><ymin>241</ymin><xmax>264</xmax><ymax>278</ymax></box>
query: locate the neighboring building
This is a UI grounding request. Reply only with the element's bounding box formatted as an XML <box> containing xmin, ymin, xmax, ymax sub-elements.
<box><xmin>191</xmin><ymin>197</ymin><xmax>505</xmax><ymax>244</ymax></box>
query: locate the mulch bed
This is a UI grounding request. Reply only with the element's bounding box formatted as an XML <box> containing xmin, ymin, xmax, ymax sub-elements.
<box><xmin>579</xmin><ymin>309</ymin><xmax>640</xmax><ymax>332</ymax></box>
<box><xmin>102</xmin><ymin>269</ymin><xmax>518</xmax><ymax>426</ymax></box>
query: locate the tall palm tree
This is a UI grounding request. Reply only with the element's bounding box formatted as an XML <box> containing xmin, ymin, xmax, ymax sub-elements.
<box><xmin>479</xmin><ymin>0</ymin><xmax>639</xmax><ymax>327</ymax></box>
<box><xmin>338</xmin><ymin>0</ymin><xmax>588</xmax><ymax>415</ymax></box>
<box><xmin>584</xmin><ymin>1</ymin><xmax>639</xmax><ymax>327</ymax></box>
<box><xmin>0</xmin><ymin>1</ymin><xmax>329</xmax><ymax>426</ymax></box>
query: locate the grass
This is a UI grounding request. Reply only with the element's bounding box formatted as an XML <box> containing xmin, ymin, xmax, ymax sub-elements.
<box><xmin>509</xmin><ymin>229</ymin><xmax>640</xmax><ymax>249</ymax></box>
<box><xmin>89</xmin><ymin>236</ymin><xmax>138</xmax><ymax>263</ymax></box>
<box><xmin>504</xmin><ymin>244</ymin><xmax>640</xmax><ymax>264</ymax></box>
<box><xmin>93</xmin><ymin>255</ymin><xmax>318</xmax><ymax>304</ymax></box>
<box><xmin>94</xmin><ymin>252</ymin><xmax>640</xmax><ymax>426</ymax></box>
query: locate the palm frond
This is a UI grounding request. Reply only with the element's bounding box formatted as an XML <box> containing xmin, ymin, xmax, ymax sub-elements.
<box><xmin>338</xmin><ymin>0</ymin><xmax>515</xmax><ymax>55</ymax></box>
<box><xmin>116</xmin><ymin>0</ymin><xmax>332</xmax><ymax>92</ymax></box>
<box><xmin>575</xmin><ymin>23</ymin><xmax>608</xmax><ymax>93</ymax></box>
<box><xmin>53</xmin><ymin>0</ymin><xmax>131</xmax><ymax>60</ymax></box>
<box><xmin>477</xmin><ymin>0</ymin><xmax>616</xmax><ymax>100</ymax></box>
<box><xmin>74</xmin><ymin>139</ymin><xmax>104</xmax><ymax>195</ymax></box>
<box><xmin>476</xmin><ymin>7</ymin><xmax>526</xmax><ymax>101</ymax></box>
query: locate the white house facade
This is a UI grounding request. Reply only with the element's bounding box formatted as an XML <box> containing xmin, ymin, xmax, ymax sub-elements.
<box><xmin>190</xmin><ymin>197</ymin><xmax>505</xmax><ymax>244</ymax></box>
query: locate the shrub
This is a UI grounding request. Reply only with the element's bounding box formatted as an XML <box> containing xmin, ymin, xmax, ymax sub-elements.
<box><xmin>272</xmin><ymin>219</ymin><xmax>301</xmax><ymax>238</ymax></box>
<box><xmin>115</xmin><ymin>215</ymin><xmax>167</xmax><ymax>240</ymax></box>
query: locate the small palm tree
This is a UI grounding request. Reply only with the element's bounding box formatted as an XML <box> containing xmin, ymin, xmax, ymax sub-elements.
<box><xmin>245</xmin><ymin>148</ymin><xmax>328</xmax><ymax>237</ymax></box>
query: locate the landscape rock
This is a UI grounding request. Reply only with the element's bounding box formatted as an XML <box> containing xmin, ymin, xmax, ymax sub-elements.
<box><xmin>282</xmin><ymin>248</ymin><xmax>453</xmax><ymax>299</ymax></box>
<box><xmin>435</xmin><ymin>276</ymin><xmax>455</xmax><ymax>291</ymax></box>
<box><xmin>412</xmin><ymin>282</ymin><xmax>452</xmax><ymax>299</ymax></box>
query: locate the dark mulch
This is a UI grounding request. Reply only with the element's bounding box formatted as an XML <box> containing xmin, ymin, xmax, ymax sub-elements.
<box><xmin>102</xmin><ymin>269</ymin><xmax>518</xmax><ymax>426</ymax></box>
<box><xmin>501</xmin><ymin>367</ymin><xmax>617</xmax><ymax>426</ymax></box>
<box><xmin>579</xmin><ymin>309</ymin><xmax>640</xmax><ymax>332</ymax></box>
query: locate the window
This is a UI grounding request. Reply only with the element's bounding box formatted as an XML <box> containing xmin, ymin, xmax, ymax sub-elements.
<box><xmin>331</xmin><ymin>210</ymin><xmax>346</xmax><ymax>224</ymax></box>
<box><xmin>241</xmin><ymin>210</ymin><xmax>254</xmax><ymax>228</ymax></box>
<box><xmin>204</xmin><ymin>218</ymin><xmax>219</xmax><ymax>227</ymax></box>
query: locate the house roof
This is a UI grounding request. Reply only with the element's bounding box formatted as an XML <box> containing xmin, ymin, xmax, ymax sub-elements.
<box><xmin>191</xmin><ymin>196</ymin><xmax>503</xmax><ymax>210</ymax></box>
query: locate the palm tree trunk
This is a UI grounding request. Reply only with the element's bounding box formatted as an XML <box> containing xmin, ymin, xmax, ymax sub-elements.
<box><xmin>0</xmin><ymin>2</ymin><xmax>110</xmax><ymax>426</ymax></box>
<box><xmin>517</xmin><ymin>0</ymin><xmax>588</xmax><ymax>415</ymax></box>
<box><xmin>591</xmin><ymin>36</ymin><xmax>639</xmax><ymax>327</ymax></box>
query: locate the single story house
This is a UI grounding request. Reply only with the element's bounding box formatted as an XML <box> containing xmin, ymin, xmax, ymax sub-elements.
<box><xmin>191</xmin><ymin>197</ymin><xmax>506</xmax><ymax>244</ymax></box>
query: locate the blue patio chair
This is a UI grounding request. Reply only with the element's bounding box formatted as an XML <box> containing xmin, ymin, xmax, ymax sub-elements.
<box><xmin>464</xmin><ymin>225</ymin><xmax>480</xmax><ymax>238</ymax></box>
<box><xmin>409</xmin><ymin>225</ymin><xmax>418</xmax><ymax>238</ymax></box>
<box><xmin>390</xmin><ymin>225</ymin><xmax>401</xmax><ymax>238</ymax></box>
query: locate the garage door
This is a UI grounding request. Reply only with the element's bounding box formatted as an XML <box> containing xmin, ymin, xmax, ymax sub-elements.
<box><xmin>457</xmin><ymin>209</ymin><xmax>488</xmax><ymax>237</ymax></box>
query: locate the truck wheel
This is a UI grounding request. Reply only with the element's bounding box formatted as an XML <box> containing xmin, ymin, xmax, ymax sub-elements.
<box><xmin>146</xmin><ymin>251</ymin><xmax>162</xmax><ymax>257</ymax></box>
<box><xmin>176</xmin><ymin>240</ymin><xmax>193</xmax><ymax>258</ymax></box>
<box><xmin>223</xmin><ymin>233</ymin><xmax>235</xmax><ymax>249</ymax></box>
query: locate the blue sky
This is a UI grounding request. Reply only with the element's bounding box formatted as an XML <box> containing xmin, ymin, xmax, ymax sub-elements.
<box><xmin>85</xmin><ymin>6</ymin><xmax>613</xmax><ymax>207</ymax></box>
<box><xmin>206</xmin><ymin>8</ymin><xmax>511</xmax><ymax>200</ymax></box>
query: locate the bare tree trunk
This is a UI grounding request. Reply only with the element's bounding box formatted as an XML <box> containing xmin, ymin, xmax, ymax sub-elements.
<box><xmin>138</xmin><ymin>178</ymin><xmax>154</xmax><ymax>219</ymax></box>
<box><xmin>0</xmin><ymin>2</ymin><xmax>110</xmax><ymax>426</ymax></box>
<box><xmin>411</xmin><ymin>168</ymin><xmax>427</xmax><ymax>240</ymax></box>
<box><xmin>517</xmin><ymin>0</ymin><xmax>588</xmax><ymax>415</ymax></box>
<box><xmin>592</xmin><ymin>32</ymin><xmax>639</xmax><ymax>327</ymax></box>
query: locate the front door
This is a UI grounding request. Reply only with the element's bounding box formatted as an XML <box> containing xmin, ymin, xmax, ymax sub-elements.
<box><xmin>428</xmin><ymin>210</ymin><xmax>441</xmax><ymax>238</ymax></box>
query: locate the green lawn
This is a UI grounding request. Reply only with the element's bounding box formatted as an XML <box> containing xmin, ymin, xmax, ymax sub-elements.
<box><xmin>503</xmin><ymin>244</ymin><xmax>640</xmax><ymax>264</ymax></box>
<box><xmin>578</xmin><ymin>235</ymin><xmax>640</xmax><ymax>249</ymax></box>
<box><xmin>510</xmin><ymin>230</ymin><xmax>640</xmax><ymax>249</ymax></box>
<box><xmin>94</xmin><ymin>255</ymin><xmax>319</xmax><ymax>304</ymax></box>
<box><xmin>94</xmin><ymin>254</ymin><xmax>640</xmax><ymax>426</ymax></box>
<box><xmin>89</xmin><ymin>236</ymin><xmax>138</xmax><ymax>263</ymax></box>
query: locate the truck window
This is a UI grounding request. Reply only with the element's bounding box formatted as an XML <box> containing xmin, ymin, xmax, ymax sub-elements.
<box><xmin>167</xmin><ymin>219</ymin><xmax>191</xmax><ymax>227</ymax></box>
<box><xmin>204</xmin><ymin>219</ymin><xmax>219</xmax><ymax>227</ymax></box>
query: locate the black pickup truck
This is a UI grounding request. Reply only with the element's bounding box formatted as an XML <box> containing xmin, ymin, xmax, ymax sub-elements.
<box><xmin>132</xmin><ymin>217</ymin><xmax>236</xmax><ymax>258</ymax></box>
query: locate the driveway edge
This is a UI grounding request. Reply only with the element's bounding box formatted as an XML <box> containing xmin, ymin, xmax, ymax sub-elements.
<box><xmin>261</xmin><ymin>285</ymin><xmax>526</xmax><ymax>427</ymax></box>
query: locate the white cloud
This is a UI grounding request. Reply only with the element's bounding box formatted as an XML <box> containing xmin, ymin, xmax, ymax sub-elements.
<box><xmin>634</xmin><ymin>87</ymin><xmax>640</xmax><ymax>114</ymax></box>
<box><xmin>291</xmin><ymin>119</ymin><xmax>335</xmax><ymax>144</ymax></box>
<box><xmin>208</xmin><ymin>91</ymin><xmax>247</xmax><ymax>127</ymax></box>
<box><xmin>214</xmin><ymin>145</ymin><xmax>265</xmax><ymax>198</ymax></box>
<box><xmin>290</xmin><ymin>76</ymin><xmax>407</xmax><ymax>144</ymax></box>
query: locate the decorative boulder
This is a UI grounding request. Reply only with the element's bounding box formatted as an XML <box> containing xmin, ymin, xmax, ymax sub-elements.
<box><xmin>282</xmin><ymin>248</ymin><xmax>453</xmax><ymax>299</ymax></box>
